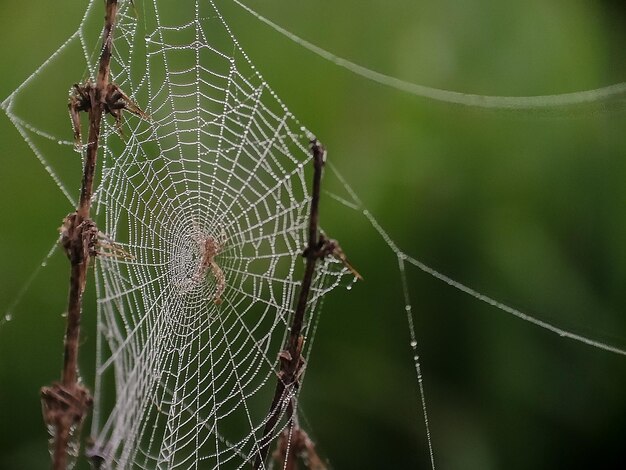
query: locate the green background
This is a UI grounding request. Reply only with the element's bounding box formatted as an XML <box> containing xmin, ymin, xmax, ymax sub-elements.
<box><xmin>1</xmin><ymin>0</ymin><xmax>625</xmax><ymax>468</ymax></box>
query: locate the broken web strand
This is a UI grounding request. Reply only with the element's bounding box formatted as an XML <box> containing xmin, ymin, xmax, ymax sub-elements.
<box><xmin>0</xmin><ymin>240</ymin><xmax>61</xmax><ymax>330</ymax></box>
<box><xmin>231</xmin><ymin>0</ymin><xmax>626</xmax><ymax>111</ymax></box>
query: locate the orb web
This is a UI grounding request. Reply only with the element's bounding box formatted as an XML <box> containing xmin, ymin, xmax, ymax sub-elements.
<box><xmin>88</xmin><ymin>1</ymin><xmax>352</xmax><ymax>467</ymax></box>
<box><xmin>2</xmin><ymin>0</ymin><xmax>351</xmax><ymax>467</ymax></box>
<box><xmin>2</xmin><ymin>1</ymin><xmax>625</xmax><ymax>469</ymax></box>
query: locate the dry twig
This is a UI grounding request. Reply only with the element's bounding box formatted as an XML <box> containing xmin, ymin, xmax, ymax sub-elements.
<box><xmin>254</xmin><ymin>140</ymin><xmax>353</xmax><ymax>468</ymax></box>
<box><xmin>39</xmin><ymin>2</ymin><xmax>146</xmax><ymax>468</ymax></box>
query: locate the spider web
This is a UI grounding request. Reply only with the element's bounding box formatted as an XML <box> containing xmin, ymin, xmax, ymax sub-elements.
<box><xmin>4</xmin><ymin>1</ymin><xmax>349</xmax><ymax>468</ymax></box>
<box><xmin>2</xmin><ymin>0</ymin><xmax>626</xmax><ymax>469</ymax></box>
<box><xmin>91</xmin><ymin>2</ymin><xmax>351</xmax><ymax>467</ymax></box>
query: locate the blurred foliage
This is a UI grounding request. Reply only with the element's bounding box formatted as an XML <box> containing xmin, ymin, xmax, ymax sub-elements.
<box><xmin>1</xmin><ymin>0</ymin><xmax>626</xmax><ymax>469</ymax></box>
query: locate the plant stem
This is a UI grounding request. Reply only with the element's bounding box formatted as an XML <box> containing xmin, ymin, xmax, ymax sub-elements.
<box><xmin>253</xmin><ymin>139</ymin><xmax>326</xmax><ymax>469</ymax></box>
<box><xmin>63</xmin><ymin>0</ymin><xmax>116</xmax><ymax>386</ymax></box>
<box><xmin>42</xmin><ymin>2</ymin><xmax>119</xmax><ymax>469</ymax></box>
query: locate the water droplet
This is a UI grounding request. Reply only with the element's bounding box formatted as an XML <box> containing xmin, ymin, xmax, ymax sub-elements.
<box><xmin>405</xmin><ymin>305</ymin><xmax>412</xmax><ymax>312</ymax></box>
<box><xmin>346</xmin><ymin>283</ymin><xmax>352</xmax><ymax>291</ymax></box>
<box><xmin>4</xmin><ymin>312</ymin><xmax>12</xmax><ymax>322</ymax></box>
<box><xmin>61</xmin><ymin>311</ymin><xmax>68</xmax><ymax>318</ymax></box>
<box><xmin>41</xmin><ymin>260</ymin><xmax>48</xmax><ymax>267</ymax></box>
<box><xmin>410</xmin><ymin>340</ymin><xmax>417</xmax><ymax>348</ymax></box>
<box><xmin>57</xmin><ymin>140</ymin><xmax>63</xmax><ymax>145</ymax></box>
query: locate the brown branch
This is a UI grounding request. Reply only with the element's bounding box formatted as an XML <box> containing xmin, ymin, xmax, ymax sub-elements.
<box><xmin>41</xmin><ymin>2</ymin><xmax>119</xmax><ymax>469</ymax></box>
<box><xmin>253</xmin><ymin>139</ymin><xmax>328</xmax><ymax>469</ymax></box>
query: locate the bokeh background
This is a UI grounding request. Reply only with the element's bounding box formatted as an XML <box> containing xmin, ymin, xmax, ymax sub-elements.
<box><xmin>1</xmin><ymin>0</ymin><xmax>626</xmax><ymax>468</ymax></box>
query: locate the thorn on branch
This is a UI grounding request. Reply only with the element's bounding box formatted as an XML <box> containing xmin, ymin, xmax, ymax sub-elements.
<box><xmin>104</xmin><ymin>82</ymin><xmax>150</xmax><ymax>136</ymax></box>
<box><xmin>303</xmin><ymin>235</ymin><xmax>363</xmax><ymax>281</ymax></box>
<box><xmin>68</xmin><ymin>83</ymin><xmax>93</xmax><ymax>148</ymax></box>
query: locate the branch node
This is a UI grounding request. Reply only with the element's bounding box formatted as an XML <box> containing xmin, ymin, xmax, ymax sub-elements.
<box><xmin>303</xmin><ymin>235</ymin><xmax>363</xmax><ymax>280</ymax></box>
<box><xmin>69</xmin><ymin>80</ymin><xmax>149</xmax><ymax>148</ymax></box>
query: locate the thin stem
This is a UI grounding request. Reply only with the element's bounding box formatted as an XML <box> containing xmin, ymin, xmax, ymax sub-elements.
<box><xmin>77</xmin><ymin>0</ymin><xmax>115</xmax><ymax>219</ymax></box>
<box><xmin>42</xmin><ymin>2</ymin><xmax>119</xmax><ymax>469</ymax></box>
<box><xmin>63</xmin><ymin>0</ymin><xmax>116</xmax><ymax>386</ymax></box>
<box><xmin>253</xmin><ymin>140</ymin><xmax>326</xmax><ymax>469</ymax></box>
